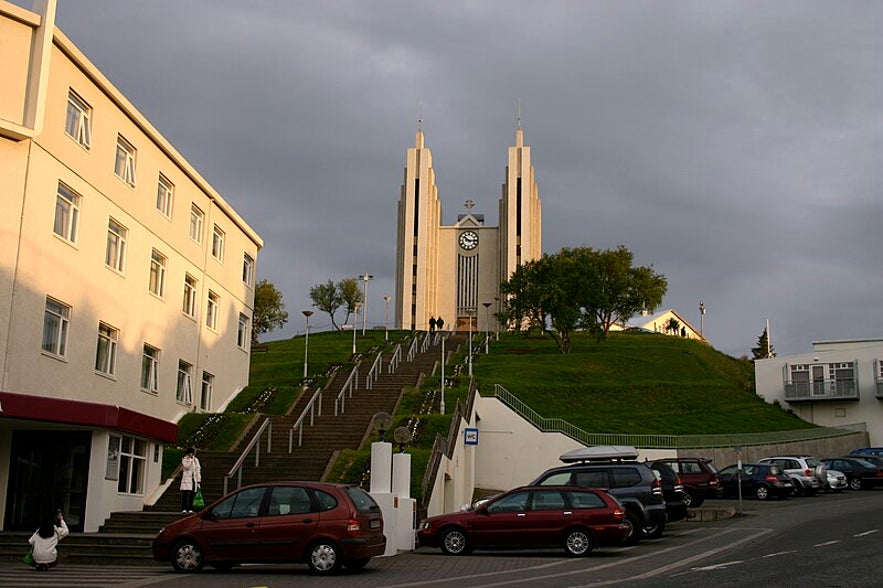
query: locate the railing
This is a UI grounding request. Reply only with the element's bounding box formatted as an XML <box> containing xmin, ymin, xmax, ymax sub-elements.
<box><xmin>492</xmin><ymin>384</ymin><xmax>866</xmax><ymax>449</ymax></box>
<box><xmin>784</xmin><ymin>380</ymin><xmax>859</xmax><ymax>401</ymax></box>
<box><xmin>366</xmin><ymin>351</ymin><xmax>383</xmax><ymax>389</ymax></box>
<box><xmin>289</xmin><ymin>388</ymin><xmax>323</xmax><ymax>452</ymax></box>
<box><xmin>387</xmin><ymin>343</ymin><xmax>402</xmax><ymax>374</ymax></box>
<box><xmin>406</xmin><ymin>335</ymin><xmax>418</xmax><ymax>362</ymax></box>
<box><xmin>224</xmin><ymin>417</ymin><xmax>272</xmax><ymax>495</ymax></box>
<box><xmin>877</xmin><ymin>380</ymin><xmax>883</xmax><ymax>399</ymax></box>
<box><xmin>420</xmin><ymin>331</ymin><xmax>432</xmax><ymax>353</ymax></box>
<box><xmin>335</xmin><ymin>365</ymin><xmax>359</xmax><ymax>416</ymax></box>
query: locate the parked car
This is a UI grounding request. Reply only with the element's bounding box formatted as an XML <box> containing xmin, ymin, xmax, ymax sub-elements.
<box><xmin>152</xmin><ymin>481</ymin><xmax>386</xmax><ymax>574</ymax></box>
<box><xmin>849</xmin><ymin>447</ymin><xmax>883</xmax><ymax>458</ymax></box>
<box><xmin>530</xmin><ymin>446</ymin><xmax>667</xmax><ymax>544</ymax></box>
<box><xmin>648</xmin><ymin>460</ymin><xmax>688</xmax><ymax>523</ymax></box>
<box><xmin>757</xmin><ymin>456</ymin><xmax>826</xmax><ymax>496</ymax></box>
<box><xmin>717</xmin><ymin>463</ymin><xmax>793</xmax><ymax>500</ymax></box>
<box><xmin>653</xmin><ymin>457</ymin><xmax>722</xmax><ymax>507</ymax></box>
<box><xmin>417</xmin><ymin>486</ymin><xmax>631</xmax><ymax>556</ymax></box>
<box><xmin>821</xmin><ymin>457</ymin><xmax>883</xmax><ymax>491</ymax></box>
<box><xmin>822</xmin><ymin>468</ymin><xmax>848</xmax><ymax>493</ymax></box>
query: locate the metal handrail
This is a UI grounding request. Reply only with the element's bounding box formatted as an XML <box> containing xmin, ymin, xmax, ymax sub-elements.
<box><xmin>420</xmin><ymin>331</ymin><xmax>432</xmax><ymax>353</ymax></box>
<box><xmin>366</xmin><ymin>351</ymin><xmax>383</xmax><ymax>389</ymax></box>
<box><xmin>406</xmin><ymin>335</ymin><xmax>418</xmax><ymax>361</ymax></box>
<box><xmin>387</xmin><ymin>343</ymin><xmax>402</xmax><ymax>374</ymax></box>
<box><xmin>492</xmin><ymin>384</ymin><xmax>866</xmax><ymax>449</ymax></box>
<box><xmin>224</xmin><ymin>417</ymin><xmax>272</xmax><ymax>495</ymax></box>
<box><xmin>289</xmin><ymin>388</ymin><xmax>323</xmax><ymax>452</ymax></box>
<box><xmin>335</xmin><ymin>365</ymin><xmax>359</xmax><ymax>416</ymax></box>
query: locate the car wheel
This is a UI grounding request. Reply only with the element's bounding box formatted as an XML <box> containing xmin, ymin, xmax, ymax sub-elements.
<box><xmin>307</xmin><ymin>540</ymin><xmax>342</xmax><ymax>575</ymax></box>
<box><xmin>170</xmin><ymin>539</ymin><xmax>204</xmax><ymax>573</ymax></box>
<box><xmin>849</xmin><ymin>477</ymin><xmax>863</xmax><ymax>491</ymax></box>
<box><xmin>440</xmin><ymin>527</ymin><xmax>471</xmax><ymax>555</ymax></box>
<box><xmin>755</xmin><ymin>485</ymin><xmax>770</xmax><ymax>501</ymax></box>
<box><xmin>563</xmin><ymin>528</ymin><xmax>594</xmax><ymax>557</ymax></box>
<box><xmin>210</xmin><ymin>562</ymin><xmax>236</xmax><ymax>572</ymax></box>
<box><xmin>643</xmin><ymin>520</ymin><xmax>665</xmax><ymax>539</ymax></box>
<box><xmin>683</xmin><ymin>490</ymin><xmax>704</xmax><ymax>508</ymax></box>
<box><xmin>623</xmin><ymin>512</ymin><xmax>641</xmax><ymax>546</ymax></box>
<box><xmin>344</xmin><ymin>557</ymin><xmax>370</xmax><ymax>570</ymax></box>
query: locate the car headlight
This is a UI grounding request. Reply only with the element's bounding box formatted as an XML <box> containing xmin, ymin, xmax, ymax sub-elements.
<box><xmin>419</xmin><ymin>521</ymin><xmax>432</xmax><ymax>530</ymax></box>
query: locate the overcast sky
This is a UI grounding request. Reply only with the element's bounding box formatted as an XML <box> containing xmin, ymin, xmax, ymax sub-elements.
<box><xmin>27</xmin><ymin>1</ymin><xmax>882</xmax><ymax>357</ymax></box>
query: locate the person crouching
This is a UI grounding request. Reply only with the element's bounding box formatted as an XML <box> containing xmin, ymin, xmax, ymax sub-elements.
<box><xmin>29</xmin><ymin>511</ymin><xmax>69</xmax><ymax>571</ymax></box>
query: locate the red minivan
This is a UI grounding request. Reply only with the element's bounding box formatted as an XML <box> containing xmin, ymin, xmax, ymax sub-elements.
<box><xmin>152</xmin><ymin>481</ymin><xmax>386</xmax><ymax>574</ymax></box>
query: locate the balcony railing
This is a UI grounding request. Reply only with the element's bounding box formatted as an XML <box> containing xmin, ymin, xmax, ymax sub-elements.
<box><xmin>876</xmin><ymin>380</ymin><xmax>883</xmax><ymax>399</ymax></box>
<box><xmin>784</xmin><ymin>380</ymin><xmax>858</xmax><ymax>402</ymax></box>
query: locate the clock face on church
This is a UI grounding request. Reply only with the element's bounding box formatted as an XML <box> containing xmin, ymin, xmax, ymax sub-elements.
<box><xmin>459</xmin><ymin>231</ymin><xmax>479</xmax><ymax>250</ymax></box>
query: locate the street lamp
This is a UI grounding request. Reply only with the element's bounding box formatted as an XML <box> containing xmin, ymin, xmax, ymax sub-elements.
<box><xmin>440</xmin><ymin>333</ymin><xmax>447</xmax><ymax>414</ymax></box>
<box><xmin>352</xmin><ymin>303</ymin><xmax>361</xmax><ymax>354</ymax></box>
<box><xmin>468</xmin><ymin>308</ymin><xmax>475</xmax><ymax>378</ymax></box>
<box><xmin>699</xmin><ymin>300</ymin><xmax>706</xmax><ymax>338</ymax></box>
<box><xmin>302</xmin><ymin>310</ymin><xmax>314</xmax><ymax>379</ymax></box>
<box><xmin>383</xmin><ymin>295</ymin><xmax>392</xmax><ymax>341</ymax></box>
<box><xmin>359</xmin><ymin>274</ymin><xmax>374</xmax><ymax>335</ymax></box>
<box><xmin>482</xmin><ymin>302</ymin><xmax>492</xmax><ymax>354</ymax></box>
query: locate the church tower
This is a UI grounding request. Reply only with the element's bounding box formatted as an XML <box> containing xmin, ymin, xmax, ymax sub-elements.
<box><xmin>394</xmin><ymin>126</ymin><xmax>542</xmax><ymax>332</ymax></box>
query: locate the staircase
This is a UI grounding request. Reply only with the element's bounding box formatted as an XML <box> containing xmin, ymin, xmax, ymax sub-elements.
<box><xmin>1</xmin><ymin>333</ymin><xmax>461</xmax><ymax>565</ymax></box>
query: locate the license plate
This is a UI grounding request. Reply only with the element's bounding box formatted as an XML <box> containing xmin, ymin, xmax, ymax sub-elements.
<box><xmin>369</xmin><ymin>519</ymin><xmax>381</xmax><ymax>529</ymax></box>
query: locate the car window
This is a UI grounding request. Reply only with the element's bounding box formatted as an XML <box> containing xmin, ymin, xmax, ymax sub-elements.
<box><xmin>767</xmin><ymin>465</ymin><xmax>783</xmax><ymax>476</ymax></box>
<box><xmin>567</xmin><ymin>490</ymin><xmax>606</xmax><ymax>509</ymax></box>
<box><xmin>610</xmin><ymin>467</ymin><xmax>641</xmax><ymax>488</ymax></box>
<box><xmin>314</xmin><ymin>489</ymin><xmax>339</xmax><ymax>511</ymax></box>
<box><xmin>344</xmin><ymin>486</ymin><xmax>381</xmax><ymax>514</ymax></box>
<box><xmin>682</xmin><ymin>461</ymin><xmax>702</xmax><ymax>474</ymax></box>
<box><xmin>531</xmin><ymin>490</ymin><xmax>566</xmax><ymax>511</ymax></box>
<box><xmin>267</xmin><ymin>486</ymin><xmax>312</xmax><ymax>516</ymax></box>
<box><xmin>719</xmin><ymin>465</ymin><xmax>736</xmax><ymax>476</ymax></box>
<box><xmin>211</xmin><ymin>486</ymin><xmax>266</xmax><ymax>520</ymax></box>
<box><xmin>537</xmin><ymin>471</ymin><xmax>572</xmax><ymax>486</ymax></box>
<box><xmin>573</xmin><ymin>470</ymin><xmax>608</xmax><ymax>488</ymax></box>
<box><xmin>487</xmin><ymin>491</ymin><xmax>529</xmax><ymax>513</ymax></box>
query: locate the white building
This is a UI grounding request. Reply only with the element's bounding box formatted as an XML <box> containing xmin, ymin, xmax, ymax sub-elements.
<box><xmin>0</xmin><ymin>1</ymin><xmax>262</xmax><ymax>531</ymax></box>
<box><xmin>755</xmin><ymin>339</ymin><xmax>883</xmax><ymax>445</ymax></box>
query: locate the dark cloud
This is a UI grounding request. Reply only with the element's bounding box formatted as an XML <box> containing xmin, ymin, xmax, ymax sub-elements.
<box><xmin>22</xmin><ymin>0</ymin><xmax>881</xmax><ymax>356</ymax></box>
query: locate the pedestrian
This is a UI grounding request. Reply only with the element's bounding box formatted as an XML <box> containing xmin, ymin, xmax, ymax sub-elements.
<box><xmin>429</xmin><ymin>316</ymin><xmax>437</xmax><ymax>333</ymax></box>
<box><xmin>436</xmin><ymin>316</ymin><xmax>444</xmax><ymax>331</ymax></box>
<box><xmin>28</xmin><ymin>510</ymin><xmax>68</xmax><ymax>571</ymax></box>
<box><xmin>180</xmin><ymin>447</ymin><xmax>202</xmax><ymax>514</ymax></box>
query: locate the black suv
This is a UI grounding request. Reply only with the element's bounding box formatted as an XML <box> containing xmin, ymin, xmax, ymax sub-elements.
<box><xmin>530</xmin><ymin>449</ymin><xmax>668</xmax><ymax>545</ymax></box>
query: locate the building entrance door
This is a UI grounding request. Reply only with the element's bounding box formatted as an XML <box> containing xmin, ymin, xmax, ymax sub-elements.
<box><xmin>4</xmin><ymin>430</ymin><xmax>91</xmax><ymax>532</ymax></box>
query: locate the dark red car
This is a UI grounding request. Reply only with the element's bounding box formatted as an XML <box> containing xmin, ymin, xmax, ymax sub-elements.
<box><xmin>152</xmin><ymin>481</ymin><xmax>385</xmax><ymax>574</ymax></box>
<box><xmin>417</xmin><ymin>486</ymin><xmax>630</xmax><ymax>557</ymax></box>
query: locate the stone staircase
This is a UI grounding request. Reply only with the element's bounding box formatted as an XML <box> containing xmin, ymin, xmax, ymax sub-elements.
<box><xmin>0</xmin><ymin>333</ymin><xmax>461</xmax><ymax>565</ymax></box>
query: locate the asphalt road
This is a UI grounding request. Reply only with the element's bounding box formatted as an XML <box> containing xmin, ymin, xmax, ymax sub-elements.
<box><xmin>1</xmin><ymin>491</ymin><xmax>881</xmax><ymax>587</ymax></box>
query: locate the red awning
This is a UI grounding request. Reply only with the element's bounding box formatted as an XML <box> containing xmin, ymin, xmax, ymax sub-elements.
<box><xmin>0</xmin><ymin>391</ymin><xmax>178</xmax><ymax>443</ymax></box>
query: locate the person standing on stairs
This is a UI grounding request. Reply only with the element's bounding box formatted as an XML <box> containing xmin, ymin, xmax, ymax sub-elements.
<box><xmin>180</xmin><ymin>447</ymin><xmax>202</xmax><ymax>514</ymax></box>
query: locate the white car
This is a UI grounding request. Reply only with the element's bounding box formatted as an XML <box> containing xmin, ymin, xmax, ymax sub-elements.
<box><xmin>823</xmin><ymin>469</ymin><xmax>847</xmax><ymax>493</ymax></box>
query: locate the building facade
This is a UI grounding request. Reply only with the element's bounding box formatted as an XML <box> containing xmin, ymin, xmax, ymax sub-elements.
<box><xmin>755</xmin><ymin>339</ymin><xmax>883</xmax><ymax>445</ymax></box>
<box><xmin>394</xmin><ymin>127</ymin><xmax>542</xmax><ymax>332</ymax></box>
<box><xmin>0</xmin><ymin>1</ymin><xmax>262</xmax><ymax>531</ymax></box>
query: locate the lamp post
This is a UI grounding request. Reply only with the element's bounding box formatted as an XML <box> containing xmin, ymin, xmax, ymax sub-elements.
<box><xmin>359</xmin><ymin>274</ymin><xmax>373</xmax><ymax>335</ymax></box>
<box><xmin>482</xmin><ymin>302</ymin><xmax>492</xmax><ymax>354</ymax></box>
<box><xmin>468</xmin><ymin>308</ymin><xmax>474</xmax><ymax>378</ymax></box>
<box><xmin>699</xmin><ymin>300</ymin><xmax>706</xmax><ymax>338</ymax></box>
<box><xmin>352</xmin><ymin>303</ymin><xmax>361</xmax><ymax>354</ymax></box>
<box><xmin>440</xmin><ymin>333</ymin><xmax>446</xmax><ymax>414</ymax></box>
<box><xmin>302</xmin><ymin>310</ymin><xmax>314</xmax><ymax>379</ymax></box>
<box><xmin>383</xmin><ymin>295</ymin><xmax>392</xmax><ymax>341</ymax></box>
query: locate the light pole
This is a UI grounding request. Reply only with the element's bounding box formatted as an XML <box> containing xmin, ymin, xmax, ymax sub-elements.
<box><xmin>383</xmin><ymin>295</ymin><xmax>392</xmax><ymax>341</ymax></box>
<box><xmin>440</xmin><ymin>333</ymin><xmax>446</xmax><ymax>414</ymax></box>
<box><xmin>302</xmin><ymin>310</ymin><xmax>314</xmax><ymax>379</ymax></box>
<box><xmin>352</xmin><ymin>303</ymin><xmax>360</xmax><ymax>354</ymax></box>
<box><xmin>482</xmin><ymin>302</ymin><xmax>492</xmax><ymax>354</ymax></box>
<box><xmin>359</xmin><ymin>274</ymin><xmax>373</xmax><ymax>335</ymax></box>
<box><xmin>699</xmin><ymin>300</ymin><xmax>706</xmax><ymax>338</ymax></box>
<box><xmin>468</xmin><ymin>308</ymin><xmax>474</xmax><ymax>378</ymax></box>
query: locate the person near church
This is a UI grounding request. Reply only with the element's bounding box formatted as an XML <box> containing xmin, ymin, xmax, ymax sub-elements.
<box><xmin>28</xmin><ymin>510</ymin><xmax>69</xmax><ymax>570</ymax></box>
<box><xmin>436</xmin><ymin>316</ymin><xmax>445</xmax><ymax>331</ymax></box>
<box><xmin>429</xmin><ymin>316</ymin><xmax>437</xmax><ymax>333</ymax></box>
<box><xmin>180</xmin><ymin>447</ymin><xmax>202</xmax><ymax>514</ymax></box>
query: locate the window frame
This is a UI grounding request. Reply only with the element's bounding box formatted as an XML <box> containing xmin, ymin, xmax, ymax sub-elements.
<box><xmin>148</xmin><ymin>249</ymin><xmax>167</xmax><ymax>298</ymax></box>
<box><xmin>242</xmin><ymin>253</ymin><xmax>255</xmax><ymax>287</ymax></box>
<box><xmin>206</xmin><ymin>290</ymin><xmax>220</xmax><ymax>331</ymax></box>
<box><xmin>65</xmin><ymin>89</ymin><xmax>92</xmax><ymax>149</ymax></box>
<box><xmin>95</xmin><ymin>321</ymin><xmax>119</xmax><ymax>377</ymax></box>
<box><xmin>54</xmin><ymin>182</ymin><xmax>81</xmax><ymax>244</ymax></box>
<box><xmin>237</xmin><ymin>313</ymin><xmax>250</xmax><ymax>349</ymax></box>
<box><xmin>211</xmin><ymin>225</ymin><xmax>225</xmax><ymax>262</ymax></box>
<box><xmin>182</xmin><ymin>274</ymin><xmax>198</xmax><ymax>318</ymax></box>
<box><xmin>117</xmin><ymin>436</ymin><xmax>147</xmax><ymax>495</ymax></box>
<box><xmin>141</xmin><ymin>344</ymin><xmax>160</xmax><ymax>393</ymax></box>
<box><xmin>200</xmin><ymin>371</ymin><xmax>214</xmax><ymax>411</ymax></box>
<box><xmin>42</xmin><ymin>297</ymin><xmax>71</xmax><ymax>358</ymax></box>
<box><xmin>105</xmin><ymin>217</ymin><xmax>128</xmax><ymax>273</ymax></box>
<box><xmin>156</xmin><ymin>173</ymin><xmax>174</xmax><ymax>219</ymax></box>
<box><xmin>189</xmin><ymin>204</ymin><xmax>204</xmax><ymax>243</ymax></box>
<box><xmin>177</xmin><ymin>360</ymin><xmax>193</xmax><ymax>405</ymax></box>
<box><xmin>114</xmin><ymin>135</ymin><xmax>137</xmax><ymax>186</ymax></box>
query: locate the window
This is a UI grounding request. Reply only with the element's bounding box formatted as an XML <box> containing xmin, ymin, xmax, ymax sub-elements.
<box><xmin>114</xmin><ymin>135</ymin><xmax>137</xmax><ymax>186</ymax></box>
<box><xmin>182</xmin><ymin>274</ymin><xmax>198</xmax><ymax>317</ymax></box>
<box><xmin>156</xmin><ymin>174</ymin><xmax>174</xmax><ymax>218</ymax></box>
<box><xmin>242</xmin><ymin>253</ymin><xmax>254</xmax><ymax>286</ymax></box>
<box><xmin>54</xmin><ymin>182</ymin><xmax>81</xmax><ymax>243</ymax></box>
<box><xmin>141</xmin><ymin>344</ymin><xmax>159</xmax><ymax>393</ymax></box>
<box><xmin>238</xmin><ymin>314</ymin><xmax>250</xmax><ymax>349</ymax></box>
<box><xmin>211</xmin><ymin>486</ymin><xmax>265</xmax><ymax>519</ymax></box>
<box><xmin>211</xmin><ymin>225</ymin><xmax>225</xmax><ymax>261</ymax></box>
<box><xmin>149</xmin><ymin>249</ymin><xmax>167</xmax><ymax>297</ymax></box>
<box><xmin>206</xmin><ymin>291</ymin><xmax>219</xmax><ymax>330</ymax></box>
<box><xmin>117</xmin><ymin>436</ymin><xmax>147</xmax><ymax>495</ymax></box>
<box><xmin>95</xmin><ymin>322</ymin><xmax>118</xmax><ymax>376</ymax></box>
<box><xmin>189</xmin><ymin>204</ymin><xmax>204</xmax><ymax>243</ymax></box>
<box><xmin>105</xmin><ymin>218</ymin><xmax>127</xmax><ymax>272</ymax></box>
<box><xmin>65</xmin><ymin>90</ymin><xmax>92</xmax><ymax>148</ymax></box>
<box><xmin>42</xmin><ymin>297</ymin><xmax>71</xmax><ymax>357</ymax></box>
<box><xmin>200</xmin><ymin>371</ymin><xmax>214</xmax><ymax>411</ymax></box>
<box><xmin>177</xmin><ymin>361</ymin><xmax>193</xmax><ymax>404</ymax></box>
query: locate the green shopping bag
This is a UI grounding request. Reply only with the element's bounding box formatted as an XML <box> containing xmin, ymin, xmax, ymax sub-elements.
<box><xmin>193</xmin><ymin>486</ymin><xmax>205</xmax><ymax>509</ymax></box>
<box><xmin>23</xmin><ymin>549</ymin><xmax>35</xmax><ymax>567</ymax></box>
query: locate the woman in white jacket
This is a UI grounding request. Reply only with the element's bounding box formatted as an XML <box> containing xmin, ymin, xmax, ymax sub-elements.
<box><xmin>29</xmin><ymin>511</ymin><xmax>69</xmax><ymax>570</ymax></box>
<box><xmin>180</xmin><ymin>447</ymin><xmax>202</xmax><ymax>514</ymax></box>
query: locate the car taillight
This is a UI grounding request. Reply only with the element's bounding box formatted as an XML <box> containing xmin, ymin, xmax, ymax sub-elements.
<box><xmin>876</xmin><ymin>471</ymin><xmax>883</xmax><ymax>478</ymax></box>
<box><xmin>613</xmin><ymin>508</ymin><xmax>625</xmax><ymax>520</ymax></box>
<box><xmin>651</xmin><ymin>478</ymin><xmax>663</xmax><ymax>496</ymax></box>
<box><xmin>347</xmin><ymin>515</ymin><xmax>362</xmax><ymax>536</ymax></box>
<box><xmin>804</xmin><ymin>469</ymin><xmax>812</xmax><ymax>477</ymax></box>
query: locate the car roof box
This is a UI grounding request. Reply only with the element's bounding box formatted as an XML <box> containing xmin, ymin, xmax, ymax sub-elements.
<box><xmin>559</xmin><ymin>445</ymin><xmax>639</xmax><ymax>463</ymax></box>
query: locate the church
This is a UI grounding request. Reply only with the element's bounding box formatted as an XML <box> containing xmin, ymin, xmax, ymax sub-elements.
<box><xmin>394</xmin><ymin>126</ymin><xmax>542</xmax><ymax>332</ymax></box>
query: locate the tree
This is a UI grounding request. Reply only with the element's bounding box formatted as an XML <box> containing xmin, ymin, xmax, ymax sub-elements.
<box><xmin>665</xmin><ymin>317</ymin><xmax>681</xmax><ymax>335</ymax></box>
<box><xmin>252</xmin><ymin>279</ymin><xmax>289</xmax><ymax>342</ymax></box>
<box><xmin>752</xmin><ymin>327</ymin><xmax>776</xmax><ymax>359</ymax></box>
<box><xmin>308</xmin><ymin>278</ymin><xmax>363</xmax><ymax>331</ymax></box>
<box><xmin>590</xmin><ymin>246</ymin><xmax>667</xmax><ymax>334</ymax></box>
